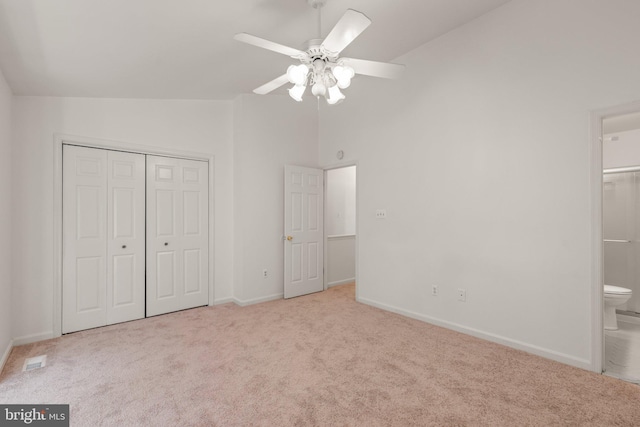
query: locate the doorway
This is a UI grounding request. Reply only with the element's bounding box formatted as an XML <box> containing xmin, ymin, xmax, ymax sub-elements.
<box><xmin>324</xmin><ymin>165</ymin><xmax>357</xmax><ymax>293</ymax></box>
<box><xmin>601</xmin><ymin>111</ymin><xmax>640</xmax><ymax>383</ymax></box>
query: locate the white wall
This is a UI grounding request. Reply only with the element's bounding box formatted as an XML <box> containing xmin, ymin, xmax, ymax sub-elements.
<box><xmin>326</xmin><ymin>166</ymin><xmax>356</xmax><ymax>286</ymax></box>
<box><xmin>319</xmin><ymin>0</ymin><xmax>640</xmax><ymax>369</ymax></box>
<box><xmin>11</xmin><ymin>97</ymin><xmax>234</xmax><ymax>342</ymax></box>
<box><xmin>233</xmin><ymin>94</ymin><xmax>318</xmax><ymax>304</ymax></box>
<box><xmin>603</xmin><ymin>129</ymin><xmax>640</xmax><ymax>169</ymax></box>
<box><xmin>0</xmin><ymin>67</ymin><xmax>12</xmax><ymax>366</ymax></box>
<box><xmin>326</xmin><ymin>166</ymin><xmax>356</xmax><ymax>236</ymax></box>
<box><xmin>327</xmin><ymin>236</ymin><xmax>356</xmax><ymax>287</ymax></box>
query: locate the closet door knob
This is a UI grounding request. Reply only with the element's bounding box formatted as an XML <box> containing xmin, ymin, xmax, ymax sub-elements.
<box><xmin>164</xmin><ymin>242</ymin><xmax>168</xmax><ymax>246</ymax></box>
<box><xmin>122</xmin><ymin>245</ymin><xmax>126</xmax><ymax>249</ymax></box>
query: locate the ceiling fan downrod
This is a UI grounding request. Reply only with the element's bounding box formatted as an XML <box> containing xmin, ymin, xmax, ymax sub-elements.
<box><xmin>307</xmin><ymin>0</ymin><xmax>327</xmax><ymax>9</ymax></box>
<box><xmin>308</xmin><ymin>0</ymin><xmax>326</xmax><ymax>39</ymax></box>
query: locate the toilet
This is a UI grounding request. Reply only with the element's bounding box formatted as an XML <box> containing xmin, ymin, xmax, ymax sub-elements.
<box><xmin>604</xmin><ymin>285</ymin><xmax>632</xmax><ymax>330</ymax></box>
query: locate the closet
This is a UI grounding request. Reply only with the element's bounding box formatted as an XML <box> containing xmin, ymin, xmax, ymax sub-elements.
<box><xmin>62</xmin><ymin>145</ymin><xmax>209</xmax><ymax>333</ymax></box>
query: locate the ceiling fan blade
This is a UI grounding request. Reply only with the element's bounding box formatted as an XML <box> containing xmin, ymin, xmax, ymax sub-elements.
<box><xmin>234</xmin><ymin>33</ymin><xmax>306</xmax><ymax>58</ymax></box>
<box><xmin>253</xmin><ymin>74</ymin><xmax>290</xmax><ymax>95</ymax></box>
<box><xmin>321</xmin><ymin>9</ymin><xmax>371</xmax><ymax>56</ymax></box>
<box><xmin>341</xmin><ymin>58</ymin><xmax>405</xmax><ymax>79</ymax></box>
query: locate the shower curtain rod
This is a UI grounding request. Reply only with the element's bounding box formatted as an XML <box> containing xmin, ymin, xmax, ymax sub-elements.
<box><xmin>603</xmin><ymin>166</ymin><xmax>640</xmax><ymax>174</ymax></box>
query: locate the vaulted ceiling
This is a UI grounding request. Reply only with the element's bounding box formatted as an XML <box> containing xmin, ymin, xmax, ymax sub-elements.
<box><xmin>0</xmin><ymin>0</ymin><xmax>510</xmax><ymax>99</ymax></box>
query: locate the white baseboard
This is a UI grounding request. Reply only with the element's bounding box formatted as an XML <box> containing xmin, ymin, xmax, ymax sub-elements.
<box><xmin>357</xmin><ymin>296</ymin><xmax>592</xmax><ymax>371</ymax></box>
<box><xmin>327</xmin><ymin>278</ymin><xmax>356</xmax><ymax>288</ymax></box>
<box><xmin>233</xmin><ymin>293</ymin><xmax>283</xmax><ymax>307</ymax></box>
<box><xmin>214</xmin><ymin>297</ymin><xmax>234</xmax><ymax>305</ymax></box>
<box><xmin>13</xmin><ymin>331</ymin><xmax>55</xmax><ymax>346</ymax></box>
<box><xmin>1</xmin><ymin>339</ymin><xmax>13</xmax><ymax>375</ymax></box>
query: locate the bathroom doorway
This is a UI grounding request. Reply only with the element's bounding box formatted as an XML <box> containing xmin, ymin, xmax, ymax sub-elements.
<box><xmin>601</xmin><ymin>110</ymin><xmax>640</xmax><ymax>383</ymax></box>
<box><xmin>324</xmin><ymin>165</ymin><xmax>357</xmax><ymax>296</ymax></box>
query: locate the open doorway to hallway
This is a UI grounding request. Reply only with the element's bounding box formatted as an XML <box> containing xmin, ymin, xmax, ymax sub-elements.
<box><xmin>324</xmin><ymin>165</ymin><xmax>357</xmax><ymax>294</ymax></box>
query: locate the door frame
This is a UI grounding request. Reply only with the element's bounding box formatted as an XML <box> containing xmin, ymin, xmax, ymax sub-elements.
<box><xmin>53</xmin><ymin>133</ymin><xmax>215</xmax><ymax>337</ymax></box>
<box><xmin>323</xmin><ymin>161</ymin><xmax>359</xmax><ymax>299</ymax></box>
<box><xmin>590</xmin><ymin>100</ymin><xmax>640</xmax><ymax>373</ymax></box>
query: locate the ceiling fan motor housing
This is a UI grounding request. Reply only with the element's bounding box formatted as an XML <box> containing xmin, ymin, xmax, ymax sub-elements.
<box><xmin>304</xmin><ymin>39</ymin><xmax>324</xmax><ymax>58</ymax></box>
<box><xmin>298</xmin><ymin>38</ymin><xmax>340</xmax><ymax>90</ymax></box>
<box><xmin>303</xmin><ymin>39</ymin><xmax>338</xmax><ymax>70</ymax></box>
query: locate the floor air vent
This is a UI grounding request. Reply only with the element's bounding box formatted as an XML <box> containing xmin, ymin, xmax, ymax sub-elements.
<box><xmin>22</xmin><ymin>355</ymin><xmax>47</xmax><ymax>372</ymax></box>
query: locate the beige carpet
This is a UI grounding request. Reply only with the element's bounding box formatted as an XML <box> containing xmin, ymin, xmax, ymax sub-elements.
<box><xmin>1</xmin><ymin>283</ymin><xmax>639</xmax><ymax>426</ymax></box>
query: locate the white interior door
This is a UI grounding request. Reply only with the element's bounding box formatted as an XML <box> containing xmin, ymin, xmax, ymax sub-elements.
<box><xmin>146</xmin><ymin>155</ymin><xmax>209</xmax><ymax>316</ymax></box>
<box><xmin>63</xmin><ymin>146</ymin><xmax>146</xmax><ymax>333</ymax></box>
<box><xmin>284</xmin><ymin>165</ymin><xmax>324</xmax><ymax>298</ymax></box>
<box><xmin>63</xmin><ymin>146</ymin><xmax>108</xmax><ymax>333</ymax></box>
<box><xmin>106</xmin><ymin>150</ymin><xmax>145</xmax><ymax>324</ymax></box>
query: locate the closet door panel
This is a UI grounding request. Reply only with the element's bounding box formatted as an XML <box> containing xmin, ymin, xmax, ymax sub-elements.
<box><xmin>147</xmin><ymin>156</ymin><xmax>182</xmax><ymax>316</ymax></box>
<box><xmin>180</xmin><ymin>159</ymin><xmax>209</xmax><ymax>309</ymax></box>
<box><xmin>106</xmin><ymin>150</ymin><xmax>145</xmax><ymax>325</ymax></box>
<box><xmin>156</xmin><ymin>251</ymin><xmax>177</xmax><ymax>299</ymax></box>
<box><xmin>147</xmin><ymin>155</ymin><xmax>208</xmax><ymax>316</ymax></box>
<box><xmin>63</xmin><ymin>146</ymin><xmax>108</xmax><ymax>333</ymax></box>
<box><xmin>112</xmin><ymin>254</ymin><xmax>135</xmax><ymax>305</ymax></box>
<box><xmin>75</xmin><ymin>256</ymin><xmax>103</xmax><ymax>312</ymax></box>
<box><xmin>183</xmin><ymin>249</ymin><xmax>201</xmax><ymax>294</ymax></box>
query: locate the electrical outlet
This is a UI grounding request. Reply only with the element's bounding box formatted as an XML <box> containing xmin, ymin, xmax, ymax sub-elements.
<box><xmin>432</xmin><ymin>285</ymin><xmax>438</xmax><ymax>296</ymax></box>
<box><xmin>263</xmin><ymin>269</ymin><xmax>268</xmax><ymax>279</ymax></box>
<box><xmin>457</xmin><ymin>288</ymin><xmax>466</xmax><ymax>302</ymax></box>
<box><xmin>376</xmin><ymin>209</ymin><xmax>387</xmax><ymax>219</ymax></box>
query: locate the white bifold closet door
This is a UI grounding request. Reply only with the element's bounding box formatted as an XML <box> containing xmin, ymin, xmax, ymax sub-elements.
<box><xmin>146</xmin><ymin>155</ymin><xmax>209</xmax><ymax>317</ymax></box>
<box><xmin>63</xmin><ymin>146</ymin><xmax>145</xmax><ymax>333</ymax></box>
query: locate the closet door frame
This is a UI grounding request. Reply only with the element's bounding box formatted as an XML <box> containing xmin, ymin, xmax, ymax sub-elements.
<box><xmin>53</xmin><ymin>134</ymin><xmax>215</xmax><ymax>338</ymax></box>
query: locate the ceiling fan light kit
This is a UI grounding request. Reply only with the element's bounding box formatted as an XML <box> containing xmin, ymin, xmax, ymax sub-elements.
<box><xmin>288</xmin><ymin>84</ymin><xmax>306</xmax><ymax>102</ymax></box>
<box><xmin>234</xmin><ymin>0</ymin><xmax>404</xmax><ymax>105</ymax></box>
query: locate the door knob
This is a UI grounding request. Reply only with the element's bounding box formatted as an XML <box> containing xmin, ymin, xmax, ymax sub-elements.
<box><xmin>286</xmin><ymin>236</ymin><xmax>293</xmax><ymax>241</ymax></box>
<box><xmin>122</xmin><ymin>245</ymin><xmax>126</xmax><ymax>249</ymax></box>
<box><xmin>164</xmin><ymin>242</ymin><xmax>169</xmax><ymax>246</ymax></box>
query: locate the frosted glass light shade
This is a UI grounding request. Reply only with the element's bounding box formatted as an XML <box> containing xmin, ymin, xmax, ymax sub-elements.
<box><xmin>288</xmin><ymin>84</ymin><xmax>306</xmax><ymax>102</ymax></box>
<box><xmin>337</xmin><ymin>77</ymin><xmax>351</xmax><ymax>89</ymax></box>
<box><xmin>312</xmin><ymin>82</ymin><xmax>326</xmax><ymax>97</ymax></box>
<box><xmin>332</xmin><ymin>65</ymin><xmax>354</xmax><ymax>80</ymax></box>
<box><xmin>287</xmin><ymin>64</ymin><xmax>309</xmax><ymax>86</ymax></box>
<box><xmin>327</xmin><ymin>85</ymin><xmax>345</xmax><ymax>105</ymax></box>
<box><xmin>332</xmin><ymin>65</ymin><xmax>354</xmax><ymax>90</ymax></box>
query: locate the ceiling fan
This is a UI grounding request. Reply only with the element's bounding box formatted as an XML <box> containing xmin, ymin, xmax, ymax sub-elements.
<box><xmin>234</xmin><ymin>0</ymin><xmax>405</xmax><ymax>105</ymax></box>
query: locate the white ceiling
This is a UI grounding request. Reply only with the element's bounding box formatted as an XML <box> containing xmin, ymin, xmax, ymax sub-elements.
<box><xmin>0</xmin><ymin>0</ymin><xmax>511</xmax><ymax>100</ymax></box>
